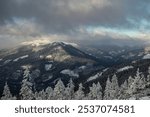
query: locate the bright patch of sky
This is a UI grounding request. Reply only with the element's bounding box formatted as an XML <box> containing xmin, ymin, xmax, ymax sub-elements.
<box><xmin>86</xmin><ymin>26</ymin><xmax>139</xmax><ymax>37</ymax></box>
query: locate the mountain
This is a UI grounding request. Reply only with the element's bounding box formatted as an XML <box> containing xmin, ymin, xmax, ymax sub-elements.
<box><xmin>1</xmin><ymin>41</ymin><xmax>150</xmax><ymax>99</ymax></box>
<box><xmin>0</xmin><ymin>42</ymin><xmax>102</xmax><ymax>95</ymax></box>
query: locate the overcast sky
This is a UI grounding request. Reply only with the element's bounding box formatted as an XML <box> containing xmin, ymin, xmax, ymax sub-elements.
<box><xmin>0</xmin><ymin>0</ymin><xmax>150</xmax><ymax>48</ymax></box>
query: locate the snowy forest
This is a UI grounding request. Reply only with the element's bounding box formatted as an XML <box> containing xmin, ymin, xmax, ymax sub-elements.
<box><xmin>1</xmin><ymin>67</ymin><xmax>150</xmax><ymax>100</ymax></box>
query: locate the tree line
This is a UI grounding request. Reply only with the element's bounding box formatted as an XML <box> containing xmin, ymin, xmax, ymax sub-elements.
<box><xmin>1</xmin><ymin>68</ymin><xmax>150</xmax><ymax>100</ymax></box>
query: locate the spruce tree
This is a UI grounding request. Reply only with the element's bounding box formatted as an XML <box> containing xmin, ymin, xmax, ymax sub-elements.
<box><xmin>65</xmin><ymin>79</ymin><xmax>75</xmax><ymax>100</ymax></box>
<box><xmin>45</xmin><ymin>87</ymin><xmax>54</xmax><ymax>100</ymax></box>
<box><xmin>104</xmin><ymin>78</ymin><xmax>112</xmax><ymax>100</ymax></box>
<box><xmin>19</xmin><ymin>79</ymin><xmax>34</xmax><ymax>100</ymax></box>
<box><xmin>53</xmin><ymin>79</ymin><xmax>65</xmax><ymax>100</ymax></box>
<box><xmin>1</xmin><ymin>82</ymin><xmax>16</xmax><ymax>100</ymax></box>
<box><xmin>88</xmin><ymin>82</ymin><xmax>102</xmax><ymax>100</ymax></box>
<box><xmin>74</xmin><ymin>83</ymin><xmax>85</xmax><ymax>100</ymax></box>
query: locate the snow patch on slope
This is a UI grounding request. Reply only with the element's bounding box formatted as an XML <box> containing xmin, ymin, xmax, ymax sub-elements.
<box><xmin>143</xmin><ymin>54</ymin><xmax>150</xmax><ymax>59</ymax></box>
<box><xmin>87</xmin><ymin>72</ymin><xmax>102</xmax><ymax>82</ymax></box>
<box><xmin>45</xmin><ymin>64</ymin><xmax>52</xmax><ymax>71</ymax></box>
<box><xmin>79</xmin><ymin>65</ymin><xmax>86</xmax><ymax>70</ymax></box>
<box><xmin>13</xmin><ymin>55</ymin><xmax>29</xmax><ymax>62</ymax></box>
<box><xmin>61</xmin><ymin>69</ymin><xmax>79</xmax><ymax>77</ymax></box>
<box><xmin>117</xmin><ymin>66</ymin><xmax>133</xmax><ymax>72</ymax></box>
<box><xmin>4</xmin><ymin>59</ymin><xmax>12</xmax><ymax>64</ymax></box>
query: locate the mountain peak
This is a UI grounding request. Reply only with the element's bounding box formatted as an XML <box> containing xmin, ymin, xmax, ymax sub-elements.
<box><xmin>51</xmin><ymin>42</ymin><xmax>66</xmax><ymax>47</ymax></box>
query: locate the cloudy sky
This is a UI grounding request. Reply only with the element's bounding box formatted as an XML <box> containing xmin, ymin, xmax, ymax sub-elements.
<box><xmin>0</xmin><ymin>0</ymin><xmax>150</xmax><ymax>48</ymax></box>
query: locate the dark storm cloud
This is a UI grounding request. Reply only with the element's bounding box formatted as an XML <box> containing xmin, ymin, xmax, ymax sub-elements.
<box><xmin>0</xmin><ymin>0</ymin><xmax>149</xmax><ymax>32</ymax></box>
<box><xmin>0</xmin><ymin>0</ymin><xmax>150</xmax><ymax>48</ymax></box>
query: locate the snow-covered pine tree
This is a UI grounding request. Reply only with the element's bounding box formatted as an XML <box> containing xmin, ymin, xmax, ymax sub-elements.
<box><xmin>111</xmin><ymin>74</ymin><xmax>119</xmax><ymax>99</ymax></box>
<box><xmin>64</xmin><ymin>79</ymin><xmax>75</xmax><ymax>100</ymax></box>
<box><xmin>74</xmin><ymin>83</ymin><xmax>85</xmax><ymax>100</ymax></box>
<box><xmin>104</xmin><ymin>74</ymin><xmax>119</xmax><ymax>100</ymax></box>
<box><xmin>133</xmin><ymin>69</ymin><xmax>143</xmax><ymax>93</ymax></box>
<box><xmin>19</xmin><ymin>79</ymin><xmax>34</xmax><ymax>100</ymax></box>
<box><xmin>35</xmin><ymin>89</ymin><xmax>46</xmax><ymax>100</ymax></box>
<box><xmin>53</xmin><ymin>79</ymin><xmax>66</xmax><ymax>100</ymax></box>
<box><xmin>19</xmin><ymin>66</ymin><xmax>34</xmax><ymax>100</ymax></box>
<box><xmin>88</xmin><ymin>82</ymin><xmax>102</xmax><ymax>100</ymax></box>
<box><xmin>23</xmin><ymin>67</ymin><xmax>31</xmax><ymax>80</ymax></box>
<box><xmin>138</xmin><ymin>73</ymin><xmax>146</xmax><ymax>90</ymax></box>
<box><xmin>104</xmin><ymin>77</ymin><xmax>112</xmax><ymax>100</ymax></box>
<box><xmin>147</xmin><ymin>67</ymin><xmax>150</xmax><ymax>86</ymax></box>
<box><xmin>118</xmin><ymin>80</ymin><xmax>128</xmax><ymax>99</ymax></box>
<box><xmin>1</xmin><ymin>82</ymin><xmax>16</xmax><ymax>100</ymax></box>
<box><xmin>126</xmin><ymin>76</ymin><xmax>135</xmax><ymax>96</ymax></box>
<box><xmin>45</xmin><ymin>87</ymin><xmax>54</xmax><ymax>100</ymax></box>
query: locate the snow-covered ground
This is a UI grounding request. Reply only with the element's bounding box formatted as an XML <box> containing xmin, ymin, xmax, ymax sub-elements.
<box><xmin>61</xmin><ymin>69</ymin><xmax>79</xmax><ymax>77</ymax></box>
<box><xmin>117</xmin><ymin>66</ymin><xmax>133</xmax><ymax>72</ymax></box>
<box><xmin>129</xmin><ymin>96</ymin><xmax>150</xmax><ymax>100</ymax></box>
<box><xmin>4</xmin><ymin>59</ymin><xmax>12</xmax><ymax>64</ymax></box>
<box><xmin>45</xmin><ymin>64</ymin><xmax>52</xmax><ymax>71</ymax></box>
<box><xmin>46</xmin><ymin>55</ymin><xmax>53</xmax><ymax>59</ymax></box>
<box><xmin>143</xmin><ymin>54</ymin><xmax>150</xmax><ymax>59</ymax></box>
<box><xmin>87</xmin><ymin>72</ymin><xmax>102</xmax><ymax>82</ymax></box>
<box><xmin>79</xmin><ymin>65</ymin><xmax>86</xmax><ymax>70</ymax></box>
<box><xmin>13</xmin><ymin>55</ymin><xmax>29</xmax><ymax>62</ymax></box>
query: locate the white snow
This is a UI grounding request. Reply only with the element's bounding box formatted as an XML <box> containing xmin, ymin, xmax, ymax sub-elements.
<box><xmin>13</xmin><ymin>58</ymin><xmax>20</xmax><ymax>62</ymax></box>
<box><xmin>79</xmin><ymin>66</ymin><xmax>86</xmax><ymax>70</ymax></box>
<box><xmin>45</xmin><ymin>64</ymin><xmax>52</xmax><ymax>71</ymax></box>
<box><xmin>4</xmin><ymin>59</ymin><xmax>12</xmax><ymax>64</ymax></box>
<box><xmin>0</xmin><ymin>59</ymin><xmax>2</xmax><ymax>61</ymax></box>
<box><xmin>20</xmin><ymin>55</ymin><xmax>29</xmax><ymax>59</ymax></box>
<box><xmin>46</xmin><ymin>55</ymin><xmax>52</xmax><ymax>59</ymax></box>
<box><xmin>117</xmin><ymin>66</ymin><xmax>133</xmax><ymax>72</ymax></box>
<box><xmin>13</xmin><ymin>55</ymin><xmax>29</xmax><ymax>62</ymax></box>
<box><xmin>63</xmin><ymin>42</ymin><xmax>78</xmax><ymax>47</ymax></box>
<box><xmin>61</xmin><ymin>69</ymin><xmax>79</xmax><ymax>77</ymax></box>
<box><xmin>128</xmin><ymin>96</ymin><xmax>150</xmax><ymax>100</ymax></box>
<box><xmin>139</xmin><ymin>96</ymin><xmax>150</xmax><ymax>100</ymax></box>
<box><xmin>40</xmin><ymin>55</ymin><xmax>44</xmax><ymax>59</ymax></box>
<box><xmin>143</xmin><ymin>54</ymin><xmax>150</xmax><ymax>59</ymax></box>
<box><xmin>103</xmin><ymin>68</ymin><xmax>108</xmax><ymax>72</ymax></box>
<box><xmin>52</xmin><ymin>42</ymin><xmax>78</xmax><ymax>47</ymax></box>
<box><xmin>87</xmin><ymin>72</ymin><xmax>102</xmax><ymax>82</ymax></box>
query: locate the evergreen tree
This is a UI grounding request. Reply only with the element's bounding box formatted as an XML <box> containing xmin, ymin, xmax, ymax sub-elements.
<box><xmin>147</xmin><ymin>67</ymin><xmax>150</xmax><ymax>86</ymax></box>
<box><xmin>53</xmin><ymin>79</ymin><xmax>65</xmax><ymax>100</ymax></box>
<box><xmin>35</xmin><ymin>89</ymin><xmax>46</xmax><ymax>100</ymax></box>
<box><xmin>111</xmin><ymin>74</ymin><xmax>119</xmax><ymax>99</ymax></box>
<box><xmin>88</xmin><ymin>82</ymin><xmax>102</xmax><ymax>100</ymax></box>
<box><xmin>1</xmin><ymin>82</ymin><xmax>16</xmax><ymax>100</ymax></box>
<box><xmin>104</xmin><ymin>74</ymin><xmax>119</xmax><ymax>100</ymax></box>
<box><xmin>23</xmin><ymin>67</ymin><xmax>31</xmax><ymax>80</ymax></box>
<box><xmin>138</xmin><ymin>74</ymin><xmax>146</xmax><ymax>90</ymax></box>
<box><xmin>45</xmin><ymin>87</ymin><xmax>54</xmax><ymax>100</ymax></box>
<box><xmin>104</xmin><ymin>78</ymin><xmax>112</xmax><ymax>100</ymax></box>
<box><xmin>126</xmin><ymin>76</ymin><xmax>135</xmax><ymax>95</ymax></box>
<box><xmin>19</xmin><ymin>79</ymin><xmax>34</xmax><ymax>100</ymax></box>
<box><xmin>65</xmin><ymin>79</ymin><xmax>75</xmax><ymax>100</ymax></box>
<box><xmin>133</xmin><ymin>69</ymin><xmax>143</xmax><ymax>93</ymax></box>
<box><xmin>74</xmin><ymin>83</ymin><xmax>85</xmax><ymax>100</ymax></box>
<box><xmin>118</xmin><ymin>80</ymin><xmax>128</xmax><ymax>99</ymax></box>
